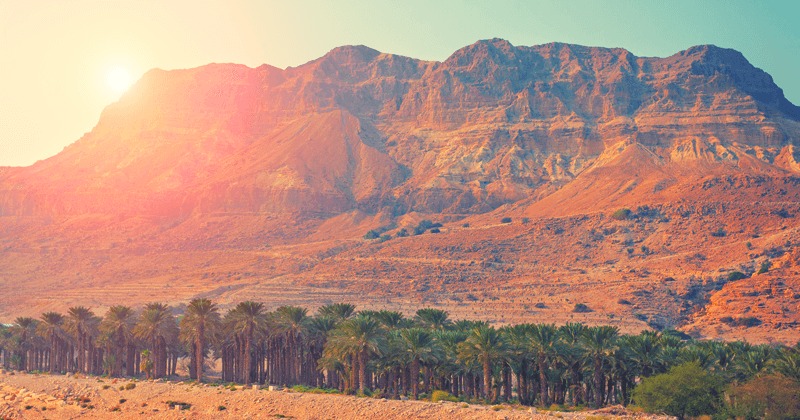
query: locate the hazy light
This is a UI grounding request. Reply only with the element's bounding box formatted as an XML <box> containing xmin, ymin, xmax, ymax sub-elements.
<box><xmin>107</xmin><ymin>66</ymin><xmax>132</xmax><ymax>92</ymax></box>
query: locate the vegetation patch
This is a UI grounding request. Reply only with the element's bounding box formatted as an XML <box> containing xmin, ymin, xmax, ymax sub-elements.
<box><xmin>719</xmin><ymin>316</ymin><xmax>761</xmax><ymax>327</ymax></box>
<box><xmin>611</xmin><ymin>208</ymin><xmax>631</xmax><ymax>220</ymax></box>
<box><xmin>727</xmin><ymin>271</ymin><xmax>746</xmax><ymax>281</ymax></box>
<box><xmin>572</xmin><ymin>303</ymin><xmax>591</xmax><ymax>313</ymax></box>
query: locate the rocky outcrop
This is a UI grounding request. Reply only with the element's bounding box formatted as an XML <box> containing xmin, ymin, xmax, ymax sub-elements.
<box><xmin>1</xmin><ymin>39</ymin><xmax>799</xmax><ymax>218</ymax></box>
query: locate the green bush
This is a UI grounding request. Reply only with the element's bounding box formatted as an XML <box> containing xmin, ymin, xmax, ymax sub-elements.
<box><xmin>431</xmin><ymin>390</ymin><xmax>458</xmax><ymax>402</ymax></box>
<box><xmin>633</xmin><ymin>362</ymin><xmax>724</xmax><ymax>419</ymax></box>
<box><xmin>124</xmin><ymin>382</ymin><xmax>136</xmax><ymax>390</ymax></box>
<box><xmin>430</xmin><ymin>228</ymin><xmax>440</xmax><ymax>233</ymax></box>
<box><xmin>727</xmin><ymin>271</ymin><xmax>746</xmax><ymax>281</ymax></box>
<box><xmin>758</xmin><ymin>260</ymin><xmax>771</xmax><ymax>274</ymax></box>
<box><xmin>710</xmin><ymin>227</ymin><xmax>726</xmax><ymax>237</ymax></box>
<box><xmin>611</xmin><ymin>209</ymin><xmax>631</xmax><ymax>220</ymax></box>
<box><xmin>724</xmin><ymin>374</ymin><xmax>800</xmax><ymax>420</ymax></box>
<box><xmin>396</xmin><ymin>228</ymin><xmax>408</xmax><ymax>237</ymax></box>
<box><xmin>364</xmin><ymin>230</ymin><xmax>379</xmax><ymax>239</ymax></box>
<box><xmin>500</xmin><ymin>217</ymin><xmax>512</xmax><ymax>223</ymax></box>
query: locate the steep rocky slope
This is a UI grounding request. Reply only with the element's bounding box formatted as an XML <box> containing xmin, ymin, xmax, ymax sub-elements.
<box><xmin>1</xmin><ymin>39</ymin><xmax>799</xmax><ymax>342</ymax></box>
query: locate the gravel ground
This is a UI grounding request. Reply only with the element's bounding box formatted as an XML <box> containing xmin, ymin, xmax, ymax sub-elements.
<box><xmin>0</xmin><ymin>369</ymin><xmax>674</xmax><ymax>420</ymax></box>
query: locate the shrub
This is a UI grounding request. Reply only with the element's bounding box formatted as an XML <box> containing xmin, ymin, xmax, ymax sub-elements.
<box><xmin>124</xmin><ymin>382</ymin><xmax>136</xmax><ymax>390</ymax></box>
<box><xmin>727</xmin><ymin>271</ymin><xmax>746</xmax><ymax>281</ymax></box>
<box><xmin>618</xmin><ymin>299</ymin><xmax>632</xmax><ymax>305</ymax></box>
<box><xmin>431</xmin><ymin>390</ymin><xmax>458</xmax><ymax>402</ymax></box>
<box><xmin>534</xmin><ymin>302</ymin><xmax>546</xmax><ymax>308</ymax></box>
<box><xmin>492</xmin><ymin>405</ymin><xmax>503</xmax><ymax>411</ymax></box>
<box><xmin>500</xmin><ymin>217</ymin><xmax>512</xmax><ymax>223</ymax></box>
<box><xmin>710</xmin><ymin>227</ymin><xmax>726</xmax><ymax>237</ymax></box>
<box><xmin>396</xmin><ymin>228</ymin><xmax>408</xmax><ymax>237</ymax></box>
<box><xmin>611</xmin><ymin>209</ymin><xmax>631</xmax><ymax>220</ymax></box>
<box><xmin>522</xmin><ymin>217</ymin><xmax>530</xmax><ymax>224</ymax></box>
<box><xmin>429</xmin><ymin>228</ymin><xmax>440</xmax><ymax>234</ymax></box>
<box><xmin>379</xmin><ymin>234</ymin><xmax>391</xmax><ymax>242</ymax></box>
<box><xmin>725</xmin><ymin>374</ymin><xmax>800</xmax><ymax>420</ymax></box>
<box><xmin>772</xmin><ymin>209</ymin><xmax>792</xmax><ymax>218</ymax></box>
<box><xmin>364</xmin><ymin>230</ymin><xmax>379</xmax><ymax>239</ymax></box>
<box><xmin>218</xmin><ymin>405</ymin><xmax>227</xmax><ymax>411</ymax></box>
<box><xmin>573</xmin><ymin>303</ymin><xmax>591</xmax><ymax>313</ymax></box>
<box><xmin>757</xmin><ymin>260</ymin><xmax>771</xmax><ymax>274</ymax></box>
<box><xmin>102</xmin><ymin>385</ymin><xmax>110</xmax><ymax>389</ymax></box>
<box><xmin>746</xmin><ymin>241</ymin><xmax>752</xmax><ymax>249</ymax></box>
<box><xmin>119</xmin><ymin>398</ymin><xmax>127</xmax><ymax>404</ymax></box>
<box><xmin>633</xmin><ymin>362</ymin><xmax>724</xmax><ymax>419</ymax></box>
<box><xmin>462</xmin><ymin>223</ymin><xmax>470</xmax><ymax>228</ymax></box>
<box><xmin>634</xmin><ymin>313</ymin><xmax>647</xmax><ymax>321</ymax></box>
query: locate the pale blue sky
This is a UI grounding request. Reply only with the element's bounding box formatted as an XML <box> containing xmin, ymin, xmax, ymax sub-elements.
<box><xmin>1</xmin><ymin>0</ymin><xmax>798</xmax><ymax>166</ymax></box>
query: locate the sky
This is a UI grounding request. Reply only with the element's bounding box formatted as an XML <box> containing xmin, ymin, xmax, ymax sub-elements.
<box><xmin>1</xmin><ymin>0</ymin><xmax>798</xmax><ymax>167</ymax></box>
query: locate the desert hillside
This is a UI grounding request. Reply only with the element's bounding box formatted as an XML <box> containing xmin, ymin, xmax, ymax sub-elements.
<box><xmin>1</xmin><ymin>39</ymin><xmax>799</xmax><ymax>343</ymax></box>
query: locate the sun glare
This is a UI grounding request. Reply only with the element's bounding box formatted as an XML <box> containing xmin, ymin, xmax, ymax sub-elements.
<box><xmin>107</xmin><ymin>66</ymin><xmax>131</xmax><ymax>92</ymax></box>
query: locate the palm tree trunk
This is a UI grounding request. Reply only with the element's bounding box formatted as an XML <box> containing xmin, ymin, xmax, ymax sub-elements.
<box><xmin>483</xmin><ymin>355</ymin><xmax>492</xmax><ymax>402</ymax></box>
<box><xmin>359</xmin><ymin>347</ymin><xmax>369</xmax><ymax>395</ymax></box>
<box><xmin>411</xmin><ymin>357</ymin><xmax>420</xmax><ymax>399</ymax></box>
<box><xmin>539</xmin><ymin>353</ymin><xmax>549</xmax><ymax>406</ymax></box>
<box><xmin>196</xmin><ymin>321</ymin><xmax>205</xmax><ymax>381</ymax></box>
<box><xmin>594</xmin><ymin>355</ymin><xmax>603</xmax><ymax>408</ymax></box>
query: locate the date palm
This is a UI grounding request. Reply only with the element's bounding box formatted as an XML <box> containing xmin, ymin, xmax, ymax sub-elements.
<box><xmin>528</xmin><ymin>323</ymin><xmax>563</xmax><ymax>406</ymax></box>
<box><xmin>581</xmin><ymin>325</ymin><xmax>619</xmax><ymax>408</ymax></box>
<box><xmin>327</xmin><ymin>315</ymin><xmax>387</xmax><ymax>394</ymax></box>
<box><xmin>11</xmin><ymin>317</ymin><xmax>36</xmax><ymax>371</ymax></box>
<box><xmin>458</xmin><ymin>324</ymin><xmax>506</xmax><ymax>403</ymax></box>
<box><xmin>101</xmin><ymin>305</ymin><xmax>136</xmax><ymax>376</ymax></box>
<box><xmin>317</xmin><ymin>303</ymin><xmax>356</xmax><ymax>321</ymax></box>
<box><xmin>230</xmin><ymin>301</ymin><xmax>268</xmax><ymax>385</ymax></box>
<box><xmin>38</xmin><ymin>312</ymin><xmax>65</xmax><ymax>373</ymax></box>
<box><xmin>180</xmin><ymin>298</ymin><xmax>220</xmax><ymax>382</ymax></box>
<box><xmin>134</xmin><ymin>303</ymin><xmax>178</xmax><ymax>379</ymax></box>
<box><xmin>66</xmin><ymin>306</ymin><xmax>97</xmax><ymax>374</ymax></box>
<box><xmin>415</xmin><ymin>308</ymin><xmax>452</xmax><ymax>331</ymax></box>
<box><xmin>399</xmin><ymin>327</ymin><xmax>442</xmax><ymax>399</ymax></box>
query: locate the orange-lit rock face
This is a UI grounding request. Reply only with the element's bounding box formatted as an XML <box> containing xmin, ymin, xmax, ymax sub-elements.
<box><xmin>1</xmin><ymin>40</ymin><xmax>799</xmax><ymax>342</ymax></box>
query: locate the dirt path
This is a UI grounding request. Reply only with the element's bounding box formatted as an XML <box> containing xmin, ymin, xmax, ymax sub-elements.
<box><xmin>0</xmin><ymin>369</ymin><xmax>675</xmax><ymax>420</ymax></box>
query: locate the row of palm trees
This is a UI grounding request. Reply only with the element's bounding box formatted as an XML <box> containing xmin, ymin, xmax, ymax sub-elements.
<box><xmin>1</xmin><ymin>300</ymin><xmax>798</xmax><ymax>408</ymax></box>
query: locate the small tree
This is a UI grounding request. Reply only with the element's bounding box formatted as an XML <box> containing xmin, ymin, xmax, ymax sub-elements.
<box><xmin>140</xmin><ymin>350</ymin><xmax>154</xmax><ymax>380</ymax></box>
<box><xmin>633</xmin><ymin>362</ymin><xmax>724</xmax><ymax>419</ymax></box>
<box><xmin>500</xmin><ymin>217</ymin><xmax>512</xmax><ymax>223</ymax></box>
<box><xmin>725</xmin><ymin>374</ymin><xmax>800</xmax><ymax>420</ymax></box>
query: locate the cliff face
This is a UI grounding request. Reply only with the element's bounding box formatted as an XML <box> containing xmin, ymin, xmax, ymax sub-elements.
<box><xmin>1</xmin><ymin>39</ymin><xmax>798</xmax><ymax>218</ymax></box>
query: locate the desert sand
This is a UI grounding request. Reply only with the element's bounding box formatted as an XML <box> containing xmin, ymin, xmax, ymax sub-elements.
<box><xmin>0</xmin><ymin>369</ymin><xmax>673</xmax><ymax>420</ymax></box>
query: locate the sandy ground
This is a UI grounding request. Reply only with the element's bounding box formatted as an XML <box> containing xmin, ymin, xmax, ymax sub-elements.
<box><xmin>0</xmin><ymin>369</ymin><xmax>675</xmax><ymax>420</ymax></box>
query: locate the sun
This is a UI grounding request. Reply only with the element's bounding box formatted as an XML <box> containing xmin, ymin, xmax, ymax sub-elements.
<box><xmin>107</xmin><ymin>66</ymin><xmax>131</xmax><ymax>92</ymax></box>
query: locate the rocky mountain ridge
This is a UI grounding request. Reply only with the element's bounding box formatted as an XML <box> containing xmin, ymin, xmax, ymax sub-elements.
<box><xmin>1</xmin><ymin>39</ymin><xmax>799</xmax><ymax>343</ymax></box>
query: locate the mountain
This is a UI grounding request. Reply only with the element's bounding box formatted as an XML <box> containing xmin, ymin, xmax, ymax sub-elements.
<box><xmin>1</xmin><ymin>39</ymin><xmax>799</xmax><ymax>343</ymax></box>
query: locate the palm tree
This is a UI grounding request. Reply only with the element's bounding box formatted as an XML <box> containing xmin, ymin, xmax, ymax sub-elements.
<box><xmin>39</xmin><ymin>312</ymin><xmax>65</xmax><ymax>373</ymax></box>
<box><xmin>374</xmin><ymin>310</ymin><xmax>408</xmax><ymax>331</ymax></box>
<box><xmin>459</xmin><ymin>324</ymin><xmax>506</xmax><ymax>403</ymax></box>
<box><xmin>415</xmin><ymin>308</ymin><xmax>452</xmax><ymax>330</ymax></box>
<box><xmin>180</xmin><ymin>298</ymin><xmax>221</xmax><ymax>382</ymax></box>
<box><xmin>102</xmin><ymin>305</ymin><xmax>136</xmax><ymax>376</ymax></box>
<box><xmin>276</xmin><ymin>306</ymin><xmax>311</xmax><ymax>385</ymax></box>
<box><xmin>559</xmin><ymin>322</ymin><xmax>587</xmax><ymax>406</ymax></box>
<box><xmin>626</xmin><ymin>333</ymin><xmax>663</xmax><ymax>379</ymax></box>
<box><xmin>581</xmin><ymin>325</ymin><xmax>619</xmax><ymax>408</ymax></box>
<box><xmin>134</xmin><ymin>303</ymin><xmax>178</xmax><ymax>379</ymax></box>
<box><xmin>400</xmin><ymin>327</ymin><xmax>442</xmax><ymax>399</ymax></box>
<box><xmin>504</xmin><ymin>324</ymin><xmax>532</xmax><ymax>405</ymax></box>
<box><xmin>11</xmin><ymin>317</ymin><xmax>36</xmax><ymax>371</ymax></box>
<box><xmin>317</xmin><ymin>303</ymin><xmax>356</xmax><ymax>321</ymax></box>
<box><xmin>230</xmin><ymin>301</ymin><xmax>268</xmax><ymax>385</ymax></box>
<box><xmin>528</xmin><ymin>323</ymin><xmax>564</xmax><ymax>406</ymax></box>
<box><xmin>327</xmin><ymin>315</ymin><xmax>387</xmax><ymax>394</ymax></box>
<box><xmin>66</xmin><ymin>306</ymin><xmax>97</xmax><ymax>374</ymax></box>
